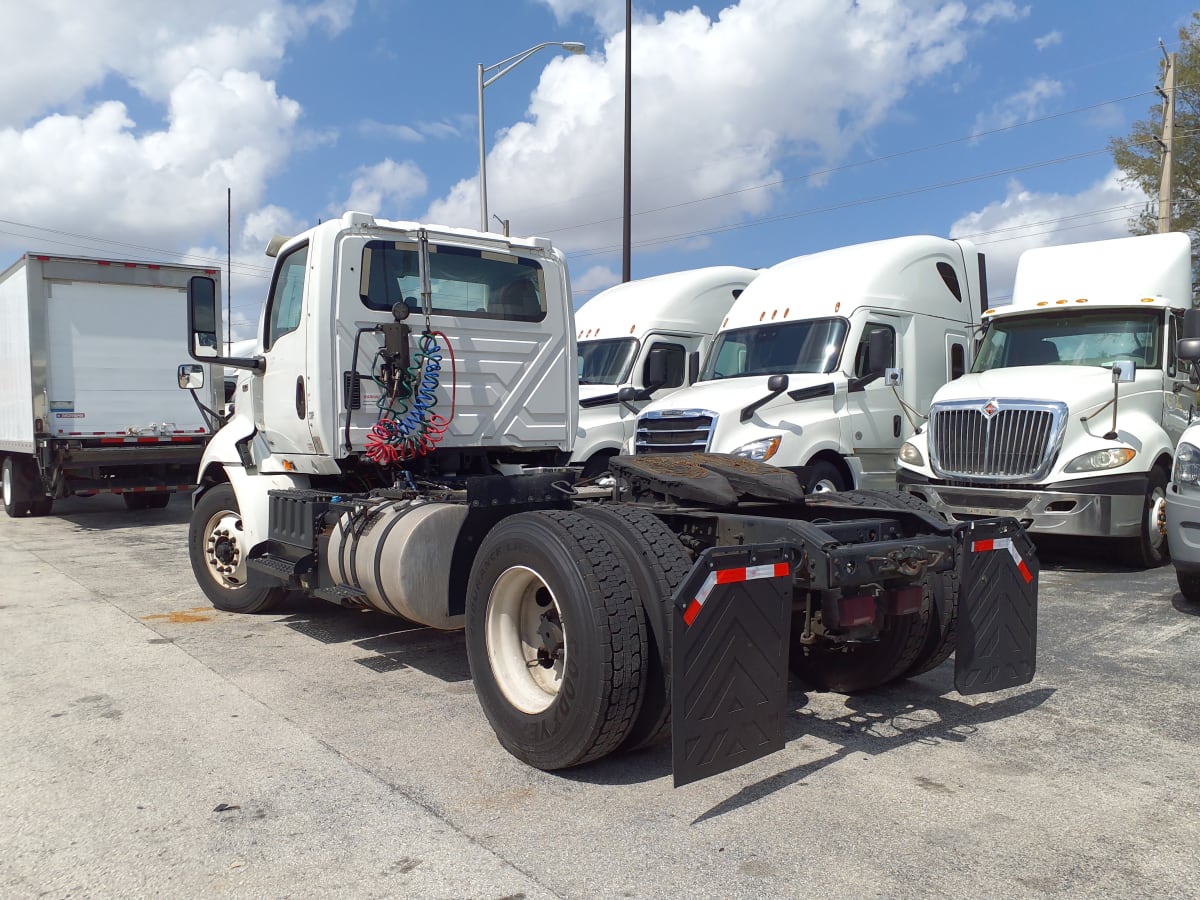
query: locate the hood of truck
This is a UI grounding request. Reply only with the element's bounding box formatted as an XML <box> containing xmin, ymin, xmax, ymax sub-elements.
<box><xmin>579</xmin><ymin>383</ymin><xmax>622</xmax><ymax>404</ymax></box>
<box><xmin>640</xmin><ymin>374</ymin><xmax>840</xmax><ymax>453</ymax></box>
<box><xmin>932</xmin><ymin>365</ymin><xmax>1159</xmax><ymax>418</ymax></box>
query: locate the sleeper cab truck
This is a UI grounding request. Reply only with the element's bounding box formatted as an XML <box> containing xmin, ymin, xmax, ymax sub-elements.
<box><xmin>898</xmin><ymin>232</ymin><xmax>1193</xmax><ymax>569</ymax></box>
<box><xmin>181</xmin><ymin>212</ymin><xmax>1038</xmax><ymax>786</ymax></box>
<box><xmin>632</xmin><ymin>236</ymin><xmax>985</xmax><ymax>494</ymax></box>
<box><xmin>572</xmin><ymin>266</ymin><xmax>758</xmax><ymax>478</ymax></box>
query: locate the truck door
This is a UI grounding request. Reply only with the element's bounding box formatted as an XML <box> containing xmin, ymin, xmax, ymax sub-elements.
<box><xmin>845</xmin><ymin>318</ymin><xmax>905</xmax><ymax>483</ymax></box>
<box><xmin>255</xmin><ymin>243</ymin><xmax>316</xmax><ymax>455</ymax></box>
<box><xmin>1166</xmin><ymin>311</ymin><xmax>1192</xmax><ymax>446</ymax></box>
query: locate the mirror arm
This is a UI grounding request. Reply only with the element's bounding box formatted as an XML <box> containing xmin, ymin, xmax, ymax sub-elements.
<box><xmin>187</xmin><ymin>388</ymin><xmax>227</xmax><ymax>432</ymax></box>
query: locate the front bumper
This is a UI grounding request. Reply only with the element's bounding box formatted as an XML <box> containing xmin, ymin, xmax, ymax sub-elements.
<box><xmin>1165</xmin><ymin>482</ymin><xmax>1200</xmax><ymax>572</ymax></box>
<box><xmin>897</xmin><ymin>469</ymin><xmax>1148</xmax><ymax>538</ymax></box>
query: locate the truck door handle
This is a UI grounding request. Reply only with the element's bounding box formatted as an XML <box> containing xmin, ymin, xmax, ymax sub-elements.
<box><xmin>893</xmin><ymin>414</ymin><xmax>901</xmax><ymax>437</ymax></box>
<box><xmin>295</xmin><ymin>376</ymin><xmax>306</xmax><ymax>419</ymax></box>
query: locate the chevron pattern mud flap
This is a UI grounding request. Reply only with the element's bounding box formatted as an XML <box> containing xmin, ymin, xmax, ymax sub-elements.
<box><xmin>954</xmin><ymin>518</ymin><xmax>1039</xmax><ymax>695</ymax></box>
<box><xmin>671</xmin><ymin>545</ymin><xmax>792</xmax><ymax>787</ymax></box>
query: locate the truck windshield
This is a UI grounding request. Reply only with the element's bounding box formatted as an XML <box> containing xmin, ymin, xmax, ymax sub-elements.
<box><xmin>973</xmin><ymin>309</ymin><xmax>1162</xmax><ymax>372</ymax></box>
<box><xmin>578</xmin><ymin>338</ymin><xmax>638</xmax><ymax>385</ymax></box>
<box><xmin>701</xmin><ymin>318</ymin><xmax>847</xmax><ymax>380</ymax></box>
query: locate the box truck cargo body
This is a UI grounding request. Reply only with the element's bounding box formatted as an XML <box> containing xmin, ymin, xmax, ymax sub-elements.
<box><xmin>0</xmin><ymin>253</ymin><xmax>223</xmax><ymax>516</ymax></box>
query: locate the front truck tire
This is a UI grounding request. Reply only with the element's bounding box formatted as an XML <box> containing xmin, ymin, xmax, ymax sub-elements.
<box><xmin>2</xmin><ymin>455</ymin><xmax>52</xmax><ymax>518</ymax></box>
<box><xmin>578</xmin><ymin>505</ymin><xmax>693</xmax><ymax>751</ymax></box>
<box><xmin>464</xmin><ymin>510</ymin><xmax>648</xmax><ymax>771</ymax></box>
<box><xmin>188</xmin><ymin>483</ymin><xmax>285</xmax><ymax>613</ymax></box>
<box><xmin>1124</xmin><ymin>465</ymin><xmax>1169</xmax><ymax>569</ymax></box>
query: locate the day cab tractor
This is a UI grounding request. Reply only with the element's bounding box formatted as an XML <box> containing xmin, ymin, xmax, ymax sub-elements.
<box><xmin>181</xmin><ymin>212</ymin><xmax>1038</xmax><ymax>786</ymax></box>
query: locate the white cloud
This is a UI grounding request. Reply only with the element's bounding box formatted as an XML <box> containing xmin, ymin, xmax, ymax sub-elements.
<box><xmin>1034</xmin><ymin>30</ymin><xmax>1062</xmax><ymax>51</ymax></box>
<box><xmin>970</xmin><ymin>2</ymin><xmax>1030</xmax><ymax>25</ymax></box>
<box><xmin>340</xmin><ymin>159</ymin><xmax>428</xmax><ymax>217</ymax></box>
<box><xmin>432</xmin><ymin>0</ymin><xmax>1005</xmax><ymax>257</ymax></box>
<box><xmin>948</xmin><ymin>170</ymin><xmax>1149</xmax><ymax>301</ymax></box>
<box><xmin>360</xmin><ymin>119</ymin><xmax>425</xmax><ymax>142</ymax></box>
<box><xmin>570</xmin><ymin>265</ymin><xmax>622</xmax><ymax>305</ymax></box>
<box><xmin>972</xmin><ymin>77</ymin><xmax>1064</xmax><ymax>137</ymax></box>
<box><xmin>0</xmin><ymin>3</ymin><xmax>349</xmax><ymax>270</ymax></box>
<box><xmin>0</xmin><ymin>1</ymin><xmax>353</xmax><ymax>127</ymax></box>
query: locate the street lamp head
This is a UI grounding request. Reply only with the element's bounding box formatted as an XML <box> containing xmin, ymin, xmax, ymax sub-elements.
<box><xmin>561</xmin><ymin>41</ymin><xmax>586</xmax><ymax>54</ymax></box>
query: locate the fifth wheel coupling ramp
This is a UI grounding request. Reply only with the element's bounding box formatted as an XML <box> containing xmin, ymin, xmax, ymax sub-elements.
<box><xmin>671</xmin><ymin>544</ymin><xmax>792</xmax><ymax>787</ymax></box>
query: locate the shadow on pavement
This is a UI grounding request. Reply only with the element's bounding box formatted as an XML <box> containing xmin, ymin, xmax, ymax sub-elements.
<box><xmin>276</xmin><ymin>596</ymin><xmax>471</xmax><ymax>682</ymax></box>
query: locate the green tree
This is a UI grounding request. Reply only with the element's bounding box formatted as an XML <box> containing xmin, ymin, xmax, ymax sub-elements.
<box><xmin>1110</xmin><ymin>12</ymin><xmax>1200</xmax><ymax>247</ymax></box>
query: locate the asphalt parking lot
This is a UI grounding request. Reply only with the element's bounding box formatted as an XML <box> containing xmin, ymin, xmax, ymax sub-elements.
<box><xmin>2</xmin><ymin>496</ymin><xmax>1198</xmax><ymax>899</ymax></box>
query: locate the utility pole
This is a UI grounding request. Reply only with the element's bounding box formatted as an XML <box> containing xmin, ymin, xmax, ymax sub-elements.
<box><xmin>1157</xmin><ymin>44</ymin><xmax>1177</xmax><ymax>234</ymax></box>
<box><xmin>622</xmin><ymin>0</ymin><xmax>632</xmax><ymax>282</ymax></box>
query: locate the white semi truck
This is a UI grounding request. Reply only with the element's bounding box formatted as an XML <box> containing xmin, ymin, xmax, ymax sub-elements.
<box><xmin>632</xmin><ymin>236</ymin><xmax>985</xmax><ymax>494</ymax></box>
<box><xmin>0</xmin><ymin>252</ymin><xmax>224</xmax><ymax>517</ymax></box>
<box><xmin>897</xmin><ymin>232</ymin><xmax>1193</xmax><ymax>569</ymax></box>
<box><xmin>572</xmin><ymin>266</ymin><xmax>757</xmax><ymax>477</ymax></box>
<box><xmin>182</xmin><ymin>212</ymin><xmax>1037</xmax><ymax>786</ymax></box>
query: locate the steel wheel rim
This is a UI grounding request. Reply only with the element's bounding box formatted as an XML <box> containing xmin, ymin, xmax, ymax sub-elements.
<box><xmin>485</xmin><ymin>565</ymin><xmax>566</xmax><ymax>714</ymax></box>
<box><xmin>810</xmin><ymin>478</ymin><xmax>839</xmax><ymax>494</ymax></box>
<box><xmin>202</xmin><ymin>507</ymin><xmax>248</xmax><ymax>590</ymax></box>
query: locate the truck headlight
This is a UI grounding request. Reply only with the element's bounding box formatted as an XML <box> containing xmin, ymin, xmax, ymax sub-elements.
<box><xmin>898</xmin><ymin>441</ymin><xmax>924</xmax><ymax>466</ymax></box>
<box><xmin>731</xmin><ymin>435</ymin><xmax>782</xmax><ymax>462</ymax></box>
<box><xmin>1173</xmin><ymin>441</ymin><xmax>1200</xmax><ymax>486</ymax></box>
<box><xmin>1064</xmin><ymin>447</ymin><xmax>1136</xmax><ymax>473</ymax></box>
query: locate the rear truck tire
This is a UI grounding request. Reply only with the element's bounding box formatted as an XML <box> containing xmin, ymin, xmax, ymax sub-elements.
<box><xmin>1177</xmin><ymin>569</ymin><xmax>1200</xmax><ymax>604</ymax></box>
<box><xmin>464</xmin><ymin>509</ymin><xmax>648</xmax><ymax>771</ymax></box>
<box><xmin>1123</xmin><ymin>466</ymin><xmax>1169</xmax><ymax>569</ymax></box>
<box><xmin>189</xmin><ymin>483</ymin><xmax>285</xmax><ymax>614</ymax></box>
<box><xmin>805</xmin><ymin>459</ymin><xmax>846</xmax><ymax>495</ymax></box>
<box><xmin>3</xmin><ymin>455</ymin><xmax>48</xmax><ymax>518</ymax></box>
<box><xmin>789</xmin><ymin>604</ymin><xmax>929</xmax><ymax>694</ymax></box>
<box><xmin>578</xmin><ymin>505</ymin><xmax>693</xmax><ymax>751</ymax></box>
<box><xmin>789</xmin><ymin>489</ymin><xmax>940</xmax><ymax>691</ymax></box>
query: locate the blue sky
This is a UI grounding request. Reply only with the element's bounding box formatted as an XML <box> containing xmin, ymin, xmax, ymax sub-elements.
<box><xmin>0</xmin><ymin>0</ymin><xmax>1195</xmax><ymax>340</ymax></box>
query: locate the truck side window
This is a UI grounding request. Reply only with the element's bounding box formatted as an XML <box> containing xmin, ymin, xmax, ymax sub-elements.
<box><xmin>853</xmin><ymin>323</ymin><xmax>896</xmax><ymax>377</ymax></box>
<box><xmin>950</xmin><ymin>342</ymin><xmax>966</xmax><ymax>379</ymax></box>
<box><xmin>646</xmin><ymin>341</ymin><xmax>686</xmax><ymax>389</ymax></box>
<box><xmin>266</xmin><ymin>244</ymin><xmax>308</xmax><ymax>349</ymax></box>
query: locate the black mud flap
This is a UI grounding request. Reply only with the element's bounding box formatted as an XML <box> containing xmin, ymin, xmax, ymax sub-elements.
<box><xmin>671</xmin><ymin>544</ymin><xmax>792</xmax><ymax>787</ymax></box>
<box><xmin>954</xmin><ymin>518</ymin><xmax>1039</xmax><ymax>695</ymax></box>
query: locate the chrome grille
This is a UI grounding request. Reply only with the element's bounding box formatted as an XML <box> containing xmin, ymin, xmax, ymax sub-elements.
<box><xmin>928</xmin><ymin>400</ymin><xmax>1067</xmax><ymax>481</ymax></box>
<box><xmin>635</xmin><ymin>409</ymin><xmax>716</xmax><ymax>454</ymax></box>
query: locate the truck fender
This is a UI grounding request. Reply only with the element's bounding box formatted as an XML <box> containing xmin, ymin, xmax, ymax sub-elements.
<box><xmin>194</xmin><ymin>463</ymin><xmax>310</xmax><ymax>557</ymax></box>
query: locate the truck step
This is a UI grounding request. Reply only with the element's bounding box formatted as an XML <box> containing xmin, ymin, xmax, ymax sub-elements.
<box><xmin>246</xmin><ymin>555</ymin><xmax>300</xmax><ymax>585</ymax></box>
<box><xmin>313</xmin><ymin>584</ymin><xmax>369</xmax><ymax>608</ymax></box>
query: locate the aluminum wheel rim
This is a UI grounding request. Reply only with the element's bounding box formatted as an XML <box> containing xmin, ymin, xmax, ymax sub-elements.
<box><xmin>202</xmin><ymin>507</ymin><xmax>248</xmax><ymax>590</ymax></box>
<box><xmin>810</xmin><ymin>478</ymin><xmax>839</xmax><ymax>494</ymax></box>
<box><xmin>485</xmin><ymin>565</ymin><xmax>566</xmax><ymax>714</ymax></box>
<box><xmin>2</xmin><ymin>464</ymin><xmax>11</xmax><ymax>508</ymax></box>
<box><xmin>1148</xmin><ymin>486</ymin><xmax>1167</xmax><ymax>553</ymax></box>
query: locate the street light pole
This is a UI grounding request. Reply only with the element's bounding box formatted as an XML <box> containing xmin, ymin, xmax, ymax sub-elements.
<box><xmin>478</xmin><ymin>41</ymin><xmax>586</xmax><ymax>233</ymax></box>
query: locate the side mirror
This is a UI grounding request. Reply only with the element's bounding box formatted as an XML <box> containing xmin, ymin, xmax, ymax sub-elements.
<box><xmin>178</xmin><ymin>363</ymin><xmax>205</xmax><ymax>390</ymax></box>
<box><xmin>1111</xmin><ymin>360</ymin><xmax>1136</xmax><ymax>384</ymax></box>
<box><xmin>687</xmin><ymin>351</ymin><xmax>700</xmax><ymax>385</ymax></box>
<box><xmin>617</xmin><ymin>386</ymin><xmax>639</xmax><ymax>403</ymax></box>
<box><xmin>867</xmin><ymin>329</ymin><xmax>894</xmax><ymax>375</ymax></box>
<box><xmin>643</xmin><ymin>346</ymin><xmax>670</xmax><ymax>391</ymax></box>
<box><xmin>766</xmin><ymin>373</ymin><xmax>789</xmax><ymax>393</ymax></box>
<box><xmin>884</xmin><ymin>367</ymin><xmax>903</xmax><ymax>386</ymax></box>
<box><xmin>1185</xmin><ymin>308</ymin><xmax>1200</xmax><ymax>339</ymax></box>
<box><xmin>188</xmin><ymin>276</ymin><xmax>220</xmax><ymax>360</ymax></box>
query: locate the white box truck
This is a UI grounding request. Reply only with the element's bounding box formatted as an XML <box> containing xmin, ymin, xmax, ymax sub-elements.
<box><xmin>572</xmin><ymin>266</ymin><xmax>757</xmax><ymax>477</ymax></box>
<box><xmin>897</xmin><ymin>232</ymin><xmax>1193</xmax><ymax>568</ymax></box>
<box><xmin>0</xmin><ymin>252</ymin><xmax>224</xmax><ymax>517</ymax></box>
<box><xmin>632</xmin><ymin>236</ymin><xmax>985</xmax><ymax>494</ymax></box>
